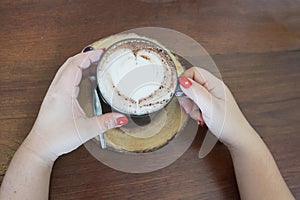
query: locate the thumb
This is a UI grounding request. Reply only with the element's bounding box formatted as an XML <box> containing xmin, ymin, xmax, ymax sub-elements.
<box><xmin>78</xmin><ymin>112</ymin><xmax>128</xmax><ymax>143</ymax></box>
<box><xmin>179</xmin><ymin>76</ymin><xmax>212</xmax><ymax>114</ymax></box>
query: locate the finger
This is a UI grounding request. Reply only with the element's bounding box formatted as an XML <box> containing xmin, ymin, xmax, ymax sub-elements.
<box><xmin>72</xmin><ymin>97</ymin><xmax>86</xmax><ymax>117</ymax></box>
<box><xmin>182</xmin><ymin>67</ymin><xmax>224</xmax><ymax>99</ymax></box>
<box><xmin>78</xmin><ymin>113</ymin><xmax>128</xmax><ymax>143</ymax></box>
<box><xmin>179</xmin><ymin>76</ymin><xmax>212</xmax><ymax>113</ymax></box>
<box><xmin>60</xmin><ymin>49</ymin><xmax>103</xmax><ymax>85</ymax></box>
<box><xmin>178</xmin><ymin>97</ymin><xmax>205</xmax><ymax>126</ymax></box>
<box><xmin>177</xmin><ymin>97</ymin><xmax>194</xmax><ymax>114</ymax></box>
<box><xmin>52</xmin><ymin>49</ymin><xmax>104</xmax><ymax>89</ymax></box>
<box><xmin>189</xmin><ymin>103</ymin><xmax>203</xmax><ymax>122</ymax></box>
<box><xmin>190</xmin><ymin>107</ymin><xmax>205</xmax><ymax>127</ymax></box>
<box><xmin>182</xmin><ymin>67</ymin><xmax>220</xmax><ymax>89</ymax></box>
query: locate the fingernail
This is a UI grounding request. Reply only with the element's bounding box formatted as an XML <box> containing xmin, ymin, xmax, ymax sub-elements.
<box><xmin>116</xmin><ymin>117</ymin><xmax>128</xmax><ymax>126</ymax></box>
<box><xmin>198</xmin><ymin>120</ymin><xmax>205</xmax><ymax>127</ymax></box>
<box><xmin>179</xmin><ymin>76</ymin><xmax>192</xmax><ymax>89</ymax></box>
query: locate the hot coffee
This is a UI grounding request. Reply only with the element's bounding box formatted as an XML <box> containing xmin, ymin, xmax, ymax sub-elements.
<box><xmin>97</xmin><ymin>38</ymin><xmax>177</xmax><ymax>115</ymax></box>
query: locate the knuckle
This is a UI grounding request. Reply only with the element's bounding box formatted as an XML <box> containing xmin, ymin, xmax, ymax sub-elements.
<box><xmin>100</xmin><ymin>116</ymin><xmax>114</xmax><ymax>130</ymax></box>
<box><xmin>66</xmin><ymin>56</ymin><xmax>74</xmax><ymax>64</ymax></box>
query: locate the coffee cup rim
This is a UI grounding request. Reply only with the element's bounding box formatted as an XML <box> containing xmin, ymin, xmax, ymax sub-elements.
<box><xmin>96</xmin><ymin>37</ymin><xmax>180</xmax><ymax>116</ymax></box>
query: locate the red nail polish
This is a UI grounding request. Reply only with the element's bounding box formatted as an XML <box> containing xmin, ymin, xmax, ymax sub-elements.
<box><xmin>198</xmin><ymin>120</ymin><xmax>205</xmax><ymax>127</ymax></box>
<box><xmin>179</xmin><ymin>76</ymin><xmax>192</xmax><ymax>89</ymax></box>
<box><xmin>116</xmin><ymin>117</ymin><xmax>128</xmax><ymax>126</ymax></box>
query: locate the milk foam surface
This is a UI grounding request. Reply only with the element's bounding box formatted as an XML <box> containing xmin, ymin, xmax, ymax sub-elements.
<box><xmin>97</xmin><ymin>40</ymin><xmax>177</xmax><ymax>115</ymax></box>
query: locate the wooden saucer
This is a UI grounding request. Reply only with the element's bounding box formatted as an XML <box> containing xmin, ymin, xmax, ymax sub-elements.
<box><xmin>87</xmin><ymin>33</ymin><xmax>188</xmax><ymax>152</ymax></box>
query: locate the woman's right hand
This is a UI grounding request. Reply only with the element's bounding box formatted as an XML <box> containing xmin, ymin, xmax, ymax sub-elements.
<box><xmin>178</xmin><ymin>67</ymin><xmax>255</xmax><ymax>147</ymax></box>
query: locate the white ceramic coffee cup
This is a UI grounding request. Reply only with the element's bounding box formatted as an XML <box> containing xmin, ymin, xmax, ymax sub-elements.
<box><xmin>84</xmin><ymin>38</ymin><xmax>184</xmax><ymax>117</ymax></box>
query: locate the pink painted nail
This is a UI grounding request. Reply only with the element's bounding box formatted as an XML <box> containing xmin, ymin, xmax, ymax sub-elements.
<box><xmin>116</xmin><ymin>117</ymin><xmax>128</xmax><ymax>126</ymax></box>
<box><xmin>179</xmin><ymin>76</ymin><xmax>192</xmax><ymax>89</ymax></box>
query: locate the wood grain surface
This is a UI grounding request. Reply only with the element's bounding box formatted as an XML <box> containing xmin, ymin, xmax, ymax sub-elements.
<box><xmin>0</xmin><ymin>0</ymin><xmax>299</xmax><ymax>199</ymax></box>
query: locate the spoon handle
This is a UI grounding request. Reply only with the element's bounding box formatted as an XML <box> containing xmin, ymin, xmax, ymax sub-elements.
<box><xmin>174</xmin><ymin>83</ymin><xmax>186</xmax><ymax>97</ymax></box>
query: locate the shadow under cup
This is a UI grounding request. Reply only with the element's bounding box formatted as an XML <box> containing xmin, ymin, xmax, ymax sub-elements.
<box><xmin>96</xmin><ymin>38</ymin><xmax>179</xmax><ymax>126</ymax></box>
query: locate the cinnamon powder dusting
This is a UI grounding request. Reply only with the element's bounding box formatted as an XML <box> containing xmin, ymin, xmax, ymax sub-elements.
<box><xmin>140</xmin><ymin>54</ymin><xmax>150</xmax><ymax>61</ymax></box>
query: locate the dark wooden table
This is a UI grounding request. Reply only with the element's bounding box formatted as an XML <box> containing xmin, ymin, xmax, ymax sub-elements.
<box><xmin>1</xmin><ymin>0</ymin><xmax>299</xmax><ymax>199</ymax></box>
